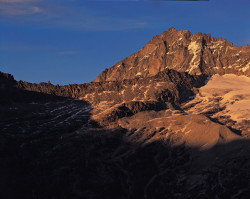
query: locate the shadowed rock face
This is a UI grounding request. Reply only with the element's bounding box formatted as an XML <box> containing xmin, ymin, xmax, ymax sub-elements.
<box><xmin>1</xmin><ymin>28</ymin><xmax>250</xmax><ymax>199</ymax></box>
<box><xmin>94</xmin><ymin>27</ymin><xmax>250</xmax><ymax>82</ymax></box>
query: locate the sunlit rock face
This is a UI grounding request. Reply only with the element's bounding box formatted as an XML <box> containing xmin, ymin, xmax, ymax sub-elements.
<box><xmin>94</xmin><ymin>27</ymin><xmax>250</xmax><ymax>82</ymax></box>
<box><xmin>119</xmin><ymin>112</ymin><xmax>241</xmax><ymax>149</ymax></box>
<box><xmin>1</xmin><ymin>28</ymin><xmax>250</xmax><ymax>199</ymax></box>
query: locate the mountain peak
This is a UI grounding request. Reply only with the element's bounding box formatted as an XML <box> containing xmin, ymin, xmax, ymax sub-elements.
<box><xmin>167</xmin><ymin>26</ymin><xmax>178</xmax><ymax>32</ymax></box>
<box><xmin>94</xmin><ymin>28</ymin><xmax>250</xmax><ymax>82</ymax></box>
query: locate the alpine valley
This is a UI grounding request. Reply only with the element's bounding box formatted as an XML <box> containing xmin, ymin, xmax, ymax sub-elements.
<box><xmin>1</xmin><ymin>28</ymin><xmax>250</xmax><ymax>199</ymax></box>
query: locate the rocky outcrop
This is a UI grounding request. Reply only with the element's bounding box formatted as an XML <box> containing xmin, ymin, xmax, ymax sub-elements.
<box><xmin>92</xmin><ymin>101</ymin><xmax>166</xmax><ymax>126</ymax></box>
<box><xmin>94</xmin><ymin>27</ymin><xmax>250</xmax><ymax>82</ymax></box>
<box><xmin>0</xmin><ymin>72</ymin><xmax>16</xmax><ymax>88</ymax></box>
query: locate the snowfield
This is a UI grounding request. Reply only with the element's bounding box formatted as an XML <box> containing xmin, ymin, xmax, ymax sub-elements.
<box><xmin>199</xmin><ymin>74</ymin><xmax>250</xmax><ymax>122</ymax></box>
<box><xmin>184</xmin><ymin>74</ymin><xmax>250</xmax><ymax>137</ymax></box>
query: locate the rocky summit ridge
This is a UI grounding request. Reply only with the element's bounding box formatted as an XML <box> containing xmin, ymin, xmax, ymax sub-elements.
<box><xmin>95</xmin><ymin>27</ymin><xmax>250</xmax><ymax>82</ymax></box>
<box><xmin>1</xmin><ymin>28</ymin><xmax>250</xmax><ymax>199</ymax></box>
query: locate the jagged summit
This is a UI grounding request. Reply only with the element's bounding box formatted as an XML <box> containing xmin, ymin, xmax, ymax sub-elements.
<box><xmin>94</xmin><ymin>27</ymin><xmax>250</xmax><ymax>82</ymax></box>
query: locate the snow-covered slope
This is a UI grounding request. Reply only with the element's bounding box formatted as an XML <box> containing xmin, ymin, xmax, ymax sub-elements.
<box><xmin>184</xmin><ymin>74</ymin><xmax>250</xmax><ymax>137</ymax></box>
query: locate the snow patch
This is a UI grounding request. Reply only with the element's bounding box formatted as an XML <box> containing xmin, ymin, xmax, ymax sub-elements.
<box><xmin>103</xmin><ymin>91</ymin><xmax>114</xmax><ymax>94</ymax></box>
<box><xmin>240</xmin><ymin>62</ymin><xmax>250</xmax><ymax>72</ymax></box>
<box><xmin>210</xmin><ymin>41</ymin><xmax>224</xmax><ymax>49</ymax></box>
<box><xmin>167</xmin><ymin>51</ymin><xmax>176</xmax><ymax>55</ymax></box>
<box><xmin>178</xmin><ymin>36</ymin><xmax>183</xmax><ymax>41</ymax></box>
<box><xmin>188</xmin><ymin>41</ymin><xmax>201</xmax><ymax>72</ymax></box>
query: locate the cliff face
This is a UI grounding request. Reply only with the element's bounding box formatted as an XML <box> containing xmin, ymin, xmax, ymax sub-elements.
<box><xmin>94</xmin><ymin>27</ymin><xmax>250</xmax><ymax>82</ymax></box>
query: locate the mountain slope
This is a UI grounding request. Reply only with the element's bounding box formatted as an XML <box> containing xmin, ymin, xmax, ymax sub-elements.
<box><xmin>1</xmin><ymin>28</ymin><xmax>250</xmax><ymax>199</ymax></box>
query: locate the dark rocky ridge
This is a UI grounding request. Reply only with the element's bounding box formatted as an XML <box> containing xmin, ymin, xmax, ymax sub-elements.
<box><xmin>0</xmin><ymin>72</ymin><xmax>69</xmax><ymax>105</ymax></box>
<box><xmin>95</xmin><ymin>27</ymin><xmax>250</xmax><ymax>82</ymax></box>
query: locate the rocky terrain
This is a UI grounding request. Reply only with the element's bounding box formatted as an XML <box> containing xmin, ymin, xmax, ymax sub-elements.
<box><xmin>0</xmin><ymin>28</ymin><xmax>250</xmax><ymax>199</ymax></box>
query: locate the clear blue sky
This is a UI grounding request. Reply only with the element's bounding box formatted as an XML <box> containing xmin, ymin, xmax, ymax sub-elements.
<box><xmin>0</xmin><ymin>0</ymin><xmax>249</xmax><ymax>85</ymax></box>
